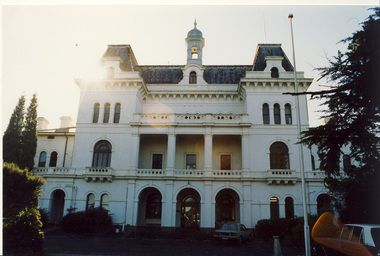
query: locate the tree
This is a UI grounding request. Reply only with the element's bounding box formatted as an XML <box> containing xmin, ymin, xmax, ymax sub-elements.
<box><xmin>300</xmin><ymin>8</ymin><xmax>380</xmax><ymax>223</ymax></box>
<box><xmin>3</xmin><ymin>95</ymin><xmax>25</xmax><ymax>165</ymax></box>
<box><xmin>20</xmin><ymin>94</ymin><xmax>38</xmax><ymax>170</ymax></box>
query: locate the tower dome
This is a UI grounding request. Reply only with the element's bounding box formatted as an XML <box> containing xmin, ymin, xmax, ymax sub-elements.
<box><xmin>187</xmin><ymin>21</ymin><xmax>203</xmax><ymax>38</ymax></box>
<box><xmin>186</xmin><ymin>20</ymin><xmax>205</xmax><ymax>66</ymax></box>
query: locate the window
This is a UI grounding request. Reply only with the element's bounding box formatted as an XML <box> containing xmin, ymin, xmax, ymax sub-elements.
<box><xmin>262</xmin><ymin>103</ymin><xmax>270</xmax><ymax>124</ymax></box>
<box><xmin>152</xmin><ymin>154</ymin><xmax>163</xmax><ymax>169</ymax></box>
<box><xmin>93</xmin><ymin>103</ymin><xmax>100</xmax><ymax>123</ymax></box>
<box><xmin>270</xmin><ymin>142</ymin><xmax>290</xmax><ymax>169</ymax></box>
<box><xmin>86</xmin><ymin>193</ymin><xmax>95</xmax><ymax>211</ymax></box>
<box><xmin>317</xmin><ymin>194</ymin><xmax>332</xmax><ymax>216</ymax></box>
<box><xmin>220</xmin><ymin>154</ymin><xmax>231</xmax><ymax>170</ymax></box>
<box><xmin>271</xmin><ymin>67</ymin><xmax>279</xmax><ymax>78</ymax></box>
<box><xmin>49</xmin><ymin>151</ymin><xmax>58</xmax><ymax>167</ymax></box>
<box><xmin>38</xmin><ymin>151</ymin><xmax>47</xmax><ymax>167</ymax></box>
<box><xmin>100</xmin><ymin>194</ymin><xmax>110</xmax><ymax>210</ymax></box>
<box><xmin>285</xmin><ymin>197</ymin><xmax>294</xmax><ymax>219</ymax></box>
<box><xmin>285</xmin><ymin>104</ymin><xmax>292</xmax><ymax>124</ymax></box>
<box><xmin>311</xmin><ymin>155</ymin><xmax>316</xmax><ymax>170</ymax></box>
<box><xmin>270</xmin><ymin>196</ymin><xmax>279</xmax><ymax>220</ymax></box>
<box><xmin>103</xmin><ymin>103</ymin><xmax>110</xmax><ymax>123</ymax></box>
<box><xmin>186</xmin><ymin>154</ymin><xmax>196</xmax><ymax>170</ymax></box>
<box><xmin>191</xmin><ymin>46</ymin><xmax>198</xmax><ymax>59</ymax></box>
<box><xmin>189</xmin><ymin>71</ymin><xmax>197</xmax><ymax>84</ymax></box>
<box><xmin>92</xmin><ymin>140</ymin><xmax>112</xmax><ymax>167</ymax></box>
<box><xmin>145</xmin><ymin>194</ymin><xmax>162</xmax><ymax>219</ymax></box>
<box><xmin>274</xmin><ymin>103</ymin><xmax>281</xmax><ymax>124</ymax></box>
<box><xmin>343</xmin><ymin>155</ymin><xmax>351</xmax><ymax>170</ymax></box>
<box><xmin>114</xmin><ymin>103</ymin><xmax>121</xmax><ymax>123</ymax></box>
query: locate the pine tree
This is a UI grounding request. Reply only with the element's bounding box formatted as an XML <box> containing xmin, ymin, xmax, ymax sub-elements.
<box><xmin>20</xmin><ymin>94</ymin><xmax>38</xmax><ymax>170</ymax></box>
<box><xmin>3</xmin><ymin>95</ymin><xmax>25</xmax><ymax>165</ymax></box>
<box><xmin>300</xmin><ymin>8</ymin><xmax>380</xmax><ymax>223</ymax></box>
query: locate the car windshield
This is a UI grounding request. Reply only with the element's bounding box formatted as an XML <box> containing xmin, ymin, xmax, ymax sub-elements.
<box><xmin>221</xmin><ymin>224</ymin><xmax>238</xmax><ymax>231</ymax></box>
<box><xmin>371</xmin><ymin>228</ymin><xmax>380</xmax><ymax>248</ymax></box>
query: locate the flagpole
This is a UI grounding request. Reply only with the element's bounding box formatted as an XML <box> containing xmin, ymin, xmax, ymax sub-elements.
<box><xmin>288</xmin><ymin>13</ymin><xmax>311</xmax><ymax>256</ymax></box>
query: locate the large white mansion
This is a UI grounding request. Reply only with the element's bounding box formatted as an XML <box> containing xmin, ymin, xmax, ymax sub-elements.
<box><xmin>33</xmin><ymin>23</ymin><xmax>329</xmax><ymax>231</ymax></box>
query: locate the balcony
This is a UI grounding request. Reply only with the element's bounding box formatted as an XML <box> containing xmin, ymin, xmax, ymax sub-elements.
<box><xmin>33</xmin><ymin>167</ymin><xmax>73</xmax><ymax>175</ymax></box>
<box><xmin>83</xmin><ymin>167</ymin><xmax>113</xmax><ymax>182</ymax></box>
<box><xmin>266</xmin><ymin>169</ymin><xmax>297</xmax><ymax>185</ymax></box>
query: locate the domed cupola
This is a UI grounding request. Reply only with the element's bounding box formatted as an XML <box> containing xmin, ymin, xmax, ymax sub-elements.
<box><xmin>186</xmin><ymin>20</ymin><xmax>205</xmax><ymax>65</ymax></box>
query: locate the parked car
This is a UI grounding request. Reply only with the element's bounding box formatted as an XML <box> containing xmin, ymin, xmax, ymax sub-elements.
<box><xmin>214</xmin><ymin>223</ymin><xmax>251</xmax><ymax>245</ymax></box>
<box><xmin>345</xmin><ymin>224</ymin><xmax>380</xmax><ymax>256</ymax></box>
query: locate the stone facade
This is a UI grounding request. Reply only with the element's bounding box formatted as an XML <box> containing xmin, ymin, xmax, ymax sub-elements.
<box><xmin>34</xmin><ymin>23</ymin><xmax>328</xmax><ymax>230</ymax></box>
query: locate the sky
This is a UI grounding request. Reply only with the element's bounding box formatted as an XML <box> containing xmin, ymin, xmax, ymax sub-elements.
<box><xmin>2</xmin><ymin>2</ymin><xmax>379</xmax><ymax>133</ymax></box>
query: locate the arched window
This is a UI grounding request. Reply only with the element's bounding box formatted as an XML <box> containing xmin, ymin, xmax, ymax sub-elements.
<box><xmin>49</xmin><ymin>151</ymin><xmax>58</xmax><ymax>167</ymax></box>
<box><xmin>274</xmin><ymin>104</ymin><xmax>281</xmax><ymax>124</ymax></box>
<box><xmin>145</xmin><ymin>194</ymin><xmax>162</xmax><ymax>219</ymax></box>
<box><xmin>189</xmin><ymin>71</ymin><xmax>197</xmax><ymax>84</ymax></box>
<box><xmin>271</xmin><ymin>67</ymin><xmax>279</xmax><ymax>78</ymax></box>
<box><xmin>191</xmin><ymin>46</ymin><xmax>198</xmax><ymax>59</ymax></box>
<box><xmin>343</xmin><ymin>154</ymin><xmax>351</xmax><ymax>170</ymax></box>
<box><xmin>86</xmin><ymin>193</ymin><xmax>95</xmax><ymax>211</ymax></box>
<box><xmin>270</xmin><ymin>142</ymin><xmax>290</xmax><ymax>169</ymax></box>
<box><xmin>93</xmin><ymin>103</ymin><xmax>100</xmax><ymax>123</ymax></box>
<box><xmin>311</xmin><ymin>155</ymin><xmax>316</xmax><ymax>170</ymax></box>
<box><xmin>317</xmin><ymin>194</ymin><xmax>332</xmax><ymax>216</ymax></box>
<box><xmin>103</xmin><ymin>103</ymin><xmax>110</xmax><ymax>123</ymax></box>
<box><xmin>100</xmin><ymin>194</ymin><xmax>110</xmax><ymax>210</ymax></box>
<box><xmin>285</xmin><ymin>104</ymin><xmax>292</xmax><ymax>124</ymax></box>
<box><xmin>262</xmin><ymin>103</ymin><xmax>270</xmax><ymax>124</ymax></box>
<box><xmin>285</xmin><ymin>197</ymin><xmax>294</xmax><ymax>219</ymax></box>
<box><xmin>92</xmin><ymin>140</ymin><xmax>112</xmax><ymax>167</ymax></box>
<box><xmin>38</xmin><ymin>151</ymin><xmax>47</xmax><ymax>167</ymax></box>
<box><xmin>270</xmin><ymin>196</ymin><xmax>279</xmax><ymax>220</ymax></box>
<box><xmin>113</xmin><ymin>103</ymin><xmax>121</xmax><ymax>123</ymax></box>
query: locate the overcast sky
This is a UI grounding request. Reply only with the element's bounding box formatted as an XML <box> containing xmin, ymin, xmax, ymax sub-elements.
<box><xmin>2</xmin><ymin>3</ymin><xmax>378</xmax><ymax>132</ymax></box>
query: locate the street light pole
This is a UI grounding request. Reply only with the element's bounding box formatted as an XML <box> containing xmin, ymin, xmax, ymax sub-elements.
<box><xmin>288</xmin><ymin>13</ymin><xmax>311</xmax><ymax>256</ymax></box>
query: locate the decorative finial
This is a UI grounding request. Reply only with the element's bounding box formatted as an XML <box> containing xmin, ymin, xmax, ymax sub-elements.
<box><xmin>194</xmin><ymin>19</ymin><xmax>197</xmax><ymax>28</ymax></box>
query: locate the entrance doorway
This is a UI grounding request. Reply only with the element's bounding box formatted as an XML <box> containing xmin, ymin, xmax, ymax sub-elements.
<box><xmin>176</xmin><ymin>188</ymin><xmax>201</xmax><ymax>228</ymax></box>
<box><xmin>215</xmin><ymin>189</ymin><xmax>240</xmax><ymax>228</ymax></box>
<box><xmin>137</xmin><ymin>187</ymin><xmax>162</xmax><ymax>226</ymax></box>
<box><xmin>49</xmin><ymin>189</ymin><xmax>65</xmax><ymax>224</ymax></box>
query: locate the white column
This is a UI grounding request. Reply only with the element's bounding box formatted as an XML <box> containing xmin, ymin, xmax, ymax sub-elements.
<box><xmin>241</xmin><ymin>131</ymin><xmax>250</xmax><ymax>177</ymax></box>
<box><xmin>201</xmin><ymin>181</ymin><xmax>213</xmax><ymax>228</ymax></box>
<box><xmin>204</xmin><ymin>130</ymin><xmax>213</xmax><ymax>175</ymax></box>
<box><xmin>166</xmin><ymin>134</ymin><xmax>176</xmax><ymax>172</ymax></box>
<box><xmin>242</xmin><ymin>182</ymin><xmax>252</xmax><ymax>228</ymax></box>
<box><xmin>125</xmin><ymin>180</ymin><xmax>136</xmax><ymax>225</ymax></box>
<box><xmin>130</xmin><ymin>129</ymin><xmax>140</xmax><ymax>172</ymax></box>
<box><xmin>162</xmin><ymin>180</ymin><xmax>174</xmax><ymax>227</ymax></box>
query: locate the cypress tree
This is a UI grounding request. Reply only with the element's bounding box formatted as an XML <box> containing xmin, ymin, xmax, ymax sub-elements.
<box><xmin>20</xmin><ymin>94</ymin><xmax>38</xmax><ymax>170</ymax></box>
<box><xmin>3</xmin><ymin>95</ymin><xmax>25</xmax><ymax>165</ymax></box>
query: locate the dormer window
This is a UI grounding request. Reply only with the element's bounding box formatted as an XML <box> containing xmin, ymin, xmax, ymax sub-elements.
<box><xmin>189</xmin><ymin>71</ymin><xmax>197</xmax><ymax>84</ymax></box>
<box><xmin>191</xmin><ymin>46</ymin><xmax>198</xmax><ymax>59</ymax></box>
<box><xmin>271</xmin><ymin>67</ymin><xmax>279</xmax><ymax>78</ymax></box>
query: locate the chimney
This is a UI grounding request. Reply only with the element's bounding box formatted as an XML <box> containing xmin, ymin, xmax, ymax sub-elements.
<box><xmin>60</xmin><ymin>116</ymin><xmax>73</xmax><ymax>128</ymax></box>
<box><xmin>37</xmin><ymin>117</ymin><xmax>49</xmax><ymax>130</ymax></box>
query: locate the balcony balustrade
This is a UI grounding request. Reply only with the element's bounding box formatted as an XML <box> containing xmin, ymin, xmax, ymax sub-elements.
<box><xmin>33</xmin><ymin>167</ymin><xmax>73</xmax><ymax>175</ymax></box>
<box><xmin>266</xmin><ymin>169</ymin><xmax>297</xmax><ymax>185</ymax></box>
<box><xmin>83</xmin><ymin>167</ymin><xmax>113</xmax><ymax>182</ymax></box>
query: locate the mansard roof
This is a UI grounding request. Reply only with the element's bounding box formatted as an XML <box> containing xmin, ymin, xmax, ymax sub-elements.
<box><xmin>252</xmin><ymin>44</ymin><xmax>294</xmax><ymax>71</ymax></box>
<box><xmin>102</xmin><ymin>45</ymin><xmax>139</xmax><ymax>71</ymax></box>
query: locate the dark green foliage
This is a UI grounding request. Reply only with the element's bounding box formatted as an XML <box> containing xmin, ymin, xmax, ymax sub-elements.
<box><xmin>3</xmin><ymin>207</ymin><xmax>44</xmax><ymax>254</ymax></box>
<box><xmin>301</xmin><ymin>8</ymin><xmax>380</xmax><ymax>224</ymax></box>
<box><xmin>20</xmin><ymin>94</ymin><xmax>38</xmax><ymax>170</ymax></box>
<box><xmin>39</xmin><ymin>208</ymin><xmax>49</xmax><ymax>229</ymax></box>
<box><xmin>3</xmin><ymin>95</ymin><xmax>25</xmax><ymax>165</ymax></box>
<box><xmin>255</xmin><ymin>216</ymin><xmax>319</xmax><ymax>249</ymax></box>
<box><xmin>59</xmin><ymin>207</ymin><xmax>113</xmax><ymax>234</ymax></box>
<box><xmin>3</xmin><ymin>162</ymin><xmax>45</xmax><ymax>218</ymax></box>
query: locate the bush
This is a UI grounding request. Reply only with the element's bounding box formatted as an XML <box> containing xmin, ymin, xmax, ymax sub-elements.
<box><xmin>3</xmin><ymin>207</ymin><xmax>44</xmax><ymax>254</ymax></box>
<box><xmin>39</xmin><ymin>208</ymin><xmax>49</xmax><ymax>229</ymax></box>
<box><xmin>255</xmin><ymin>215</ymin><xmax>319</xmax><ymax>249</ymax></box>
<box><xmin>59</xmin><ymin>207</ymin><xmax>112</xmax><ymax>234</ymax></box>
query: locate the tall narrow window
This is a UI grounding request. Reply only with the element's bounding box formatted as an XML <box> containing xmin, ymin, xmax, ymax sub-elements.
<box><xmin>103</xmin><ymin>103</ymin><xmax>110</xmax><ymax>123</ymax></box>
<box><xmin>114</xmin><ymin>103</ymin><xmax>121</xmax><ymax>123</ymax></box>
<box><xmin>270</xmin><ymin>196</ymin><xmax>279</xmax><ymax>220</ymax></box>
<box><xmin>146</xmin><ymin>194</ymin><xmax>162</xmax><ymax>219</ymax></box>
<box><xmin>86</xmin><ymin>193</ymin><xmax>95</xmax><ymax>211</ymax></box>
<box><xmin>220</xmin><ymin>154</ymin><xmax>231</xmax><ymax>170</ymax></box>
<box><xmin>285</xmin><ymin>197</ymin><xmax>294</xmax><ymax>219</ymax></box>
<box><xmin>343</xmin><ymin>155</ymin><xmax>351</xmax><ymax>171</ymax></box>
<box><xmin>189</xmin><ymin>71</ymin><xmax>197</xmax><ymax>84</ymax></box>
<box><xmin>100</xmin><ymin>194</ymin><xmax>110</xmax><ymax>210</ymax></box>
<box><xmin>38</xmin><ymin>151</ymin><xmax>47</xmax><ymax>167</ymax></box>
<box><xmin>186</xmin><ymin>154</ymin><xmax>196</xmax><ymax>170</ymax></box>
<box><xmin>49</xmin><ymin>151</ymin><xmax>58</xmax><ymax>167</ymax></box>
<box><xmin>285</xmin><ymin>104</ymin><xmax>292</xmax><ymax>124</ymax></box>
<box><xmin>274</xmin><ymin>104</ymin><xmax>281</xmax><ymax>124</ymax></box>
<box><xmin>93</xmin><ymin>103</ymin><xmax>100</xmax><ymax>123</ymax></box>
<box><xmin>270</xmin><ymin>142</ymin><xmax>290</xmax><ymax>169</ymax></box>
<box><xmin>271</xmin><ymin>67</ymin><xmax>279</xmax><ymax>78</ymax></box>
<box><xmin>311</xmin><ymin>155</ymin><xmax>316</xmax><ymax>170</ymax></box>
<box><xmin>191</xmin><ymin>46</ymin><xmax>198</xmax><ymax>59</ymax></box>
<box><xmin>92</xmin><ymin>140</ymin><xmax>112</xmax><ymax>167</ymax></box>
<box><xmin>262</xmin><ymin>103</ymin><xmax>270</xmax><ymax>124</ymax></box>
<box><xmin>152</xmin><ymin>154</ymin><xmax>163</xmax><ymax>169</ymax></box>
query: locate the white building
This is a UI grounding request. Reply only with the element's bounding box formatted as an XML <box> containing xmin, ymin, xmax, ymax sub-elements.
<box><xmin>34</xmin><ymin>23</ymin><xmax>329</xmax><ymax>231</ymax></box>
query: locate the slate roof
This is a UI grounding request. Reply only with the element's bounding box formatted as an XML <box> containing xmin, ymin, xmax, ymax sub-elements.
<box><xmin>203</xmin><ymin>66</ymin><xmax>251</xmax><ymax>84</ymax></box>
<box><xmin>252</xmin><ymin>44</ymin><xmax>294</xmax><ymax>71</ymax></box>
<box><xmin>102</xmin><ymin>45</ymin><xmax>138</xmax><ymax>71</ymax></box>
<box><xmin>138</xmin><ymin>66</ymin><xmax>184</xmax><ymax>84</ymax></box>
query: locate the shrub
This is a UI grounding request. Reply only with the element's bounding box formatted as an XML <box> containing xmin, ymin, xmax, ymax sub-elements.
<box><xmin>3</xmin><ymin>207</ymin><xmax>44</xmax><ymax>254</ymax></box>
<box><xmin>60</xmin><ymin>207</ymin><xmax>112</xmax><ymax>234</ymax></box>
<box><xmin>39</xmin><ymin>208</ymin><xmax>49</xmax><ymax>229</ymax></box>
